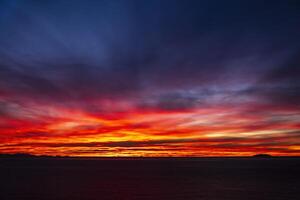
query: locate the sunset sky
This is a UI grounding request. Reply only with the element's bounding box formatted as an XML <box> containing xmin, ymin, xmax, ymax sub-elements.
<box><xmin>0</xmin><ymin>0</ymin><xmax>300</xmax><ymax>156</ymax></box>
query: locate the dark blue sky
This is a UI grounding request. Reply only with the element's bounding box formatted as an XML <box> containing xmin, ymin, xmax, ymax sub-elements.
<box><xmin>1</xmin><ymin>0</ymin><xmax>299</xmax><ymax>104</ymax></box>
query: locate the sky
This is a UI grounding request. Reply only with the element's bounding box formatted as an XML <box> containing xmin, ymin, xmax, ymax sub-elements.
<box><xmin>0</xmin><ymin>0</ymin><xmax>300</xmax><ymax>156</ymax></box>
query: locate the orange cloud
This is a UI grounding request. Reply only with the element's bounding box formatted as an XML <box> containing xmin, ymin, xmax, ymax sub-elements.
<box><xmin>1</xmin><ymin>100</ymin><xmax>299</xmax><ymax>157</ymax></box>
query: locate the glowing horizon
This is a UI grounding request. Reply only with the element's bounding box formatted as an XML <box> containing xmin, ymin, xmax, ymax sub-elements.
<box><xmin>1</xmin><ymin>97</ymin><xmax>299</xmax><ymax>157</ymax></box>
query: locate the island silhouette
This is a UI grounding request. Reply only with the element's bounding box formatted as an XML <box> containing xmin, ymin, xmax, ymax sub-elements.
<box><xmin>253</xmin><ymin>154</ymin><xmax>273</xmax><ymax>158</ymax></box>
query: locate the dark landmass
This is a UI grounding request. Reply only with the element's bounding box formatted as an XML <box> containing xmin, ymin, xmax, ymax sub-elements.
<box><xmin>253</xmin><ymin>154</ymin><xmax>273</xmax><ymax>158</ymax></box>
<box><xmin>0</xmin><ymin>153</ymin><xmax>66</xmax><ymax>159</ymax></box>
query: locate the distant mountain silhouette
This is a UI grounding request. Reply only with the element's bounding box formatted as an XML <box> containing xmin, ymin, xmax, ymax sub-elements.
<box><xmin>0</xmin><ymin>153</ymin><xmax>35</xmax><ymax>158</ymax></box>
<box><xmin>253</xmin><ymin>154</ymin><xmax>273</xmax><ymax>158</ymax></box>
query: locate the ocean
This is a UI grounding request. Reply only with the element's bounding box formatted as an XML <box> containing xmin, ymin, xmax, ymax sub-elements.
<box><xmin>1</xmin><ymin>157</ymin><xmax>299</xmax><ymax>200</ymax></box>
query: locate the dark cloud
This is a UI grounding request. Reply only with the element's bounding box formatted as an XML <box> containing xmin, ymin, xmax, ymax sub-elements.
<box><xmin>139</xmin><ymin>93</ymin><xmax>201</xmax><ymax>111</ymax></box>
<box><xmin>14</xmin><ymin>132</ymin><xmax>52</xmax><ymax>138</ymax></box>
<box><xmin>263</xmin><ymin>52</ymin><xmax>300</xmax><ymax>84</ymax></box>
<box><xmin>4</xmin><ymin>137</ymin><xmax>247</xmax><ymax>148</ymax></box>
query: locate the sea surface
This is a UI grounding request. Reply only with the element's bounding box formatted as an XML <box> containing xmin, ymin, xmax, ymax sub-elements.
<box><xmin>1</xmin><ymin>157</ymin><xmax>300</xmax><ymax>200</ymax></box>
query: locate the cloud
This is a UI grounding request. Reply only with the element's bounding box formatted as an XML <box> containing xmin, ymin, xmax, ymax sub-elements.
<box><xmin>139</xmin><ymin>93</ymin><xmax>201</xmax><ymax>112</ymax></box>
<box><xmin>0</xmin><ymin>0</ymin><xmax>300</xmax><ymax>156</ymax></box>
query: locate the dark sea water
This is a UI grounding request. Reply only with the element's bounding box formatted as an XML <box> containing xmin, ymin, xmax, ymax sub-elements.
<box><xmin>1</xmin><ymin>157</ymin><xmax>300</xmax><ymax>200</ymax></box>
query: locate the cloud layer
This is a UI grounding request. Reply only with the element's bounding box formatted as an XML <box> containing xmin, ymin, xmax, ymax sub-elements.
<box><xmin>0</xmin><ymin>0</ymin><xmax>299</xmax><ymax>156</ymax></box>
